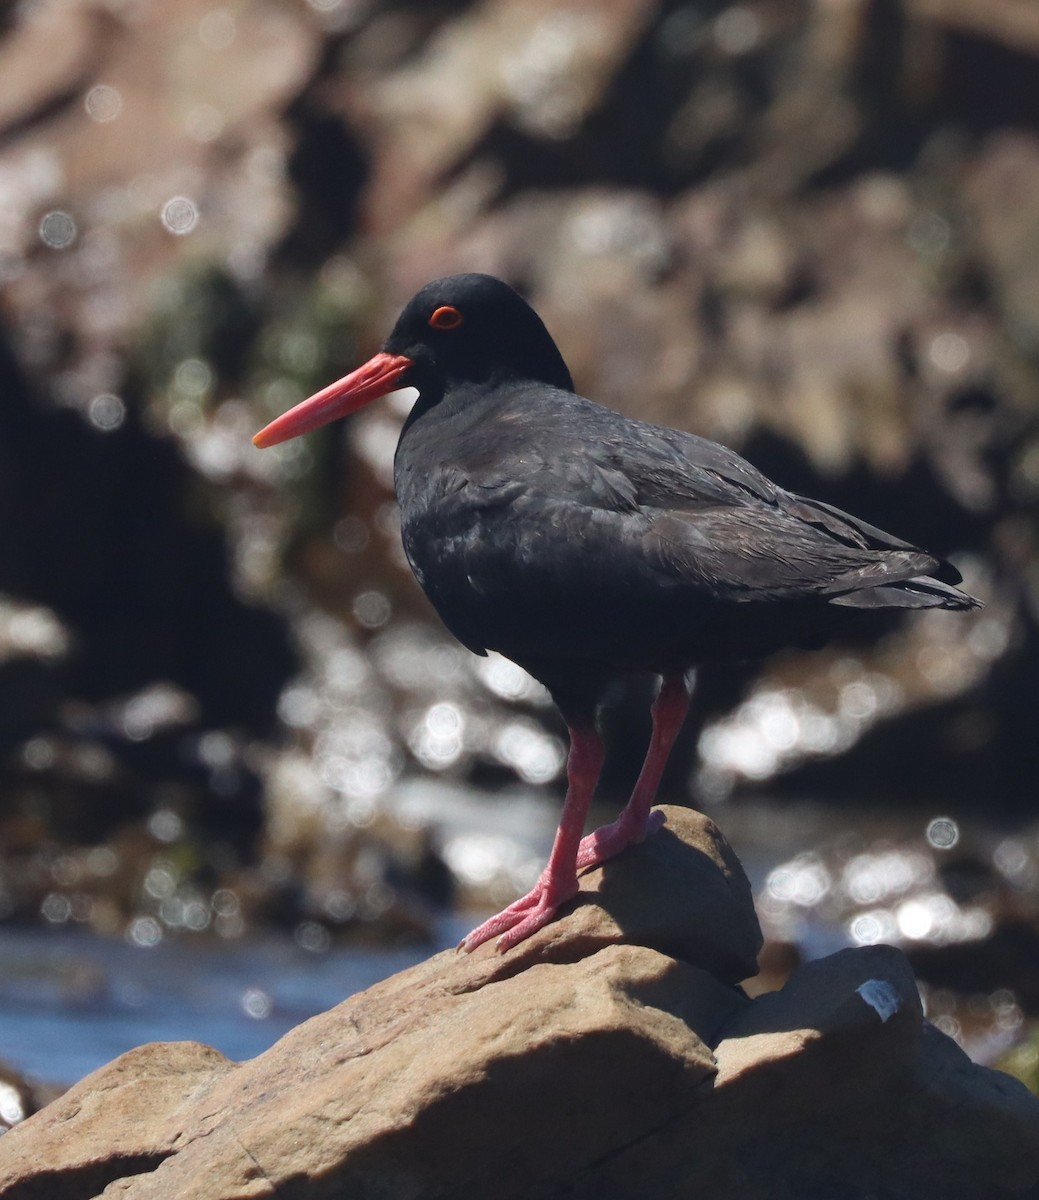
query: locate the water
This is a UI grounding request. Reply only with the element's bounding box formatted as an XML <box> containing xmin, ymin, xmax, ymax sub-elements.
<box><xmin>0</xmin><ymin>924</ymin><xmax>467</xmax><ymax>1086</ymax></box>
<box><xmin>1</xmin><ymin>796</ymin><xmax>1031</xmax><ymax>1090</ymax></box>
<box><xmin>0</xmin><ymin>780</ymin><xmax>559</xmax><ymax>1090</ymax></box>
<box><xmin>0</xmin><ymin>797</ymin><xmax>854</xmax><ymax>1088</ymax></box>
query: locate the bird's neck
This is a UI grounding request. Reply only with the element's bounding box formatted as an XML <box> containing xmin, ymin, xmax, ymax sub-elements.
<box><xmin>400</xmin><ymin>364</ymin><xmax>572</xmax><ymax>437</ymax></box>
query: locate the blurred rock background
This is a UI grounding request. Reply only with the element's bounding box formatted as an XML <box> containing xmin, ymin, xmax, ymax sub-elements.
<box><xmin>0</xmin><ymin>0</ymin><xmax>1038</xmax><ymax>1097</ymax></box>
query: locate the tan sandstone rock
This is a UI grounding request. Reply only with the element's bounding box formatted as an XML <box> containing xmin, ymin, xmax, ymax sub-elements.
<box><xmin>1</xmin><ymin>807</ymin><xmax>1037</xmax><ymax>1200</ymax></box>
<box><xmin>464</xmin><ymin>803</ymin><xmax>763</xmax><ymax>987</ymax></box>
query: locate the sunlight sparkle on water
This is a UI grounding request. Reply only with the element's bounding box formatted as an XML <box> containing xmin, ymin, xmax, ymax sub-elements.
<box><xmin>326</xmin><ymin>646</ymin><xmax>370</xmax><ymax>693</ymax></box>
<box><xmin>84</xmin><ymin>84</ymin><xmax>123</xmax><ymax>123</ymax></box>
<box><xmin>167</xmin><ymin>398</ymin><xmax>204</xmax><ymax>437</ymax></box>
<box><xmin>758</xmin><ymin>835</ymin><xmax>999</xmax><ymax>951</ymax></box>
<box><xmin>900</xmin><ymin>894</ymin><xmax>994</xmax><ymax>944</ymax></box>
<box><xmin>316</xmin><ymin>715</ymin><xmax>398</xmax><ymax>801</ymax></box>
<box><xmin>443</xmin><ymin>832</ymin><xmax>543</xmax><ymax>892</ymax></box>
<box><xmin>842</xmin><ymin>849</ymin><xmax>933</xmax><ymax>905</ymax></box>
<box><xmin>478</xmin><ymin>653</ymin><xmax>551</xmax><ymax>704</ymax></box>
<box><xmin>929</xmin><ymin>331</ymin><xmax>970</xmax><ymax>375</ymax></box>
<box><xmin>849</xmin><ymin>909</ymin><xmax>899</xmax><ymax>946</ymax></box>
<box><xmin>993</xmin><ymin>837</ymin><xmax>1037</xmax><ymax>886</ymax></box>
<box><xmin>371</xmin><ymin>627</ymin><xmax>467</xmax><ymax>691</ymax></box>
<box><xmin>22</xmin><ymin>736</ymin><xmax>55</xmax><ymax>770</ymax></box>
<box><xmin>128</xmin><ymin>916</ymin><xmax>163</xmax><ymax>948</ymax></box>
<box><xmin>0</xmin><ymin>597</ymin><xmax>70</xmax><ymax>662</ymax></box>
<box><xmin>88</xmin><ymin>393</ymin><xmax>125</xmax><ymax>431</ymax></box>
<box><xmin>241</xmin><ymin>988</ymin><xmax>273</xmax><ymax>1020</ymax></box>
<box><xmin>118</xmin><ymin>681</ymin><xmax>197</xmax><ymax>740</ymax></box>
<box><xmin>926</xmin><ymin>817</ymin><xmax>959</xmax><ymax>849</ymax></box>
<box><xmin>161</xmin><ymin>196</ymin><xmax>199</xmax><ymax>236</ymax></box>
<box><xmin>0</xmin><ymin>1081</ymin><xmax>25</xmax><ymax>1126</ymax></box>
<box><xmin>175</xmin><ymin>357</ymin><xmax>213</xmax><ymax>397</ymax></box>
<box><xmin>39</xmin><ymin>210</ymin><xmax>76</xmax><ymax>249</ymax></box>
<box><xmin>495</xmin><ymin>720</ymin><xmax>565</xmax><ymax>784</ymax></box>
<box><xmin>408</xmin><ymin>702</ymin><xmax>466</xmax><ymax>770</ymax></box>
<box><xmin>502</xmin><ymin>11</ymin><xmax>602</xmax><ymax>140</ymax></box>
<box><xmin>848</xmin><ymin>892</ymin><xmax>993</xmax><ymax>947</ymax></box>
<box><xmin>294</xmin><ymin>921</ymin><xmax>331</xmax><ymax>953</ymax></box>
<box><xmin>160</xmin><ymin>896</ymin><xmax>211</xmax><ymax>932</ymax></box>
<box><xmin>143</xmin><ymin>864</ymin><xmax>177</xmax><ymax>901</ymax></box>
<box><xmin>443</xmin><ymin>834</ymin><xmax>502</xmax><ymax>886</ymax></box>
<box><xmin>277</xmin><ymin>684</ymin><xmax>324</xmax><ymax>728</ymax></box>
<box><xmin>697</xmin><ymin>670</ymin><xmax>899</xmax><ymax>795</ymax></box>
<box><xmin>198</xmin><ymin>731</ymin><xmax>236</xmax><ymax>769</ymax></box>
<box><xmin>765</xmin><ymin>855</ymin><xmax>831</xmax><ymax>907</ymax></box>
<box><xmin>323</xmin><ymin>889</ymin><xmax>357</xmax><ymax>922</ymax></box>
<box><xmin>897</xmin><ymin>897</ymin><xmax>940</xmax><ymax>940</ymax></box>
<box><xmin>212</xmin><ymin>889</ymin><xmax>239</xmax><ymax>917</ymax></box>
<box><xmin>41</xmin><ymin>893</ymin><xmax>72</xmax><ymax>924</ymax></box>
<box><xmin>353</xmin><ymin>590</ymin><xmax>391</xmax><ymax>629</ymax></box>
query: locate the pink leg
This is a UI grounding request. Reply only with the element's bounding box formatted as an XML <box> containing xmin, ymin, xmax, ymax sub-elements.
<box><xmin>459</xmin><ymin>725</ymin><xmax>605</xmax><ymax>953</ymax></box>
<box><xmin>574</xmin><ymin>672</ymin><xmax>690</xmax><ymax>871</ymax></box>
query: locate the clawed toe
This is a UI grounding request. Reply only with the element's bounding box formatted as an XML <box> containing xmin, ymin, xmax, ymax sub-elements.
<box><xmin>459</xmin><ymin>876</ymin><xmax>578</xmax><ymax>953</ymax></box>
<box><xmin>458</xmin><ymin>808</ymin><xmax>669</xmax><ymax>952</ymax></box>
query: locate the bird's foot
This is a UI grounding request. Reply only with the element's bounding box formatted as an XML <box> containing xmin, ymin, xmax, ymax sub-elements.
<box><xmin>574</xmin><ymin>805</ymin><xmax>666</xmax><ymax>871</ymax></box>
<box><xmin>458</xmin><ymin>808</ymin><xmax>667</xmax><ymax>954</ymax></box>
<box><xmin>458</xmin><ymin>872</ymin><xmax>579</xmax><ymax>954</ymax></box>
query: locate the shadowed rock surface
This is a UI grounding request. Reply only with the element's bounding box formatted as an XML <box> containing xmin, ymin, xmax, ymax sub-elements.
<box><xmin>1</xmin><ymin>808</ymin><xmax>1035</xmax><ymax>1200</ymax></box>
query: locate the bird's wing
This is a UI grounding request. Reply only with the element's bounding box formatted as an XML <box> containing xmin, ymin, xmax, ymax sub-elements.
<box><xmin>461</xmin><ymin>448</ymin><xmax>640</xmax><ymax>513</ymax></box>
<box><xmin>644</xmin><ymin>505</ymin><xmax>940</xmax><ymax>602</ymax></box>
<box><xmin>548</xmin><ymin>423</ymin><xmax>951</xmax><ymax>601</ymax></box>
<box><xmin>436</xmin><ymin>414</ymin><xmax>947</xmax><ymax>608</ymax></box>
<box><xmin>636</xmin><ymin>427</ymin><xmax>781</xmax><ymax>507</ymax></box>
<box><xmin>781</xmin><ymin>494</ymin><xmax>963</xmax><ymax>584</ymax></box>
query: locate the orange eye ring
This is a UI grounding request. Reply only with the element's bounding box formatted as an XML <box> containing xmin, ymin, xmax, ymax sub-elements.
<box><xmin>428</xmin><ymin>305</ymin><xmax>464</xmax><ymax>331</ymax></box>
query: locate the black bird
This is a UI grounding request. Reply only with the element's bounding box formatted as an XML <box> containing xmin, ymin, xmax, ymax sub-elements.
<box><xmin>254</xmin><ymin>273</ymin><xmax>980</xmax><ymax>952</ymax></box>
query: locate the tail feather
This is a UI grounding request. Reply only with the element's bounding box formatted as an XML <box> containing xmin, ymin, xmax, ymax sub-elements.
<box><xmin>787</xmin><ymin>493</ymin><xmax>967</xmax><ymax>586</ymax></box>
<box><xmin>830</xmin><ymin>575</ymin><xmax>982</xmax><ymax>611</ymax></box>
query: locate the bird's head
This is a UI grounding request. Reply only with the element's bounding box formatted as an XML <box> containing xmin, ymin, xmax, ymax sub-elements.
<box><xmin>253</xmin><ymin>273</ymin><xmax>572</xmax><ymax>449</ymax></box>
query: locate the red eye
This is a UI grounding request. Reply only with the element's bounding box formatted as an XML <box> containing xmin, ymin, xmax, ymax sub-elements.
<box><xmin>428</xmin><ymin>305</ymin><xmax>464</xmax><ymax>330</ymax></box>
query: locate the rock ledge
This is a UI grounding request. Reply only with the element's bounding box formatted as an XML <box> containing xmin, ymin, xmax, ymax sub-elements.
<box><xmin>1</xmin><ymin>806</ymin><xmax>1036</xmax><ymax>1200</ymax></box>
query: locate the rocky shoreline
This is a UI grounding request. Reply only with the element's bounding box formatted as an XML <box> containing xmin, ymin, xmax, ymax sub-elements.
<box><xmin>2</xmin><ymin>807</ymin><xmax>1036</xmax><ymax>1200</ymax></box>
<box><xmin>2</xmin><ymin>0</ymin><xmax>1039</xmax><ymax>1110</ymax></box>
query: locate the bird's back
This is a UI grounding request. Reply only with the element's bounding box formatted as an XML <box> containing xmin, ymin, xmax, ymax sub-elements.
<box><xmin>394</xmin><ymin>382</ymin><xmax>978</xmax><ymax>696</ymax></box>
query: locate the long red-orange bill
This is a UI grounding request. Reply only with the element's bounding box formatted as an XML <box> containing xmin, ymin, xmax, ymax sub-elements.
<box><xmin>252</xmin><ymin>351</ymin><xmax>414</xmax><ymax>448</ymax></box>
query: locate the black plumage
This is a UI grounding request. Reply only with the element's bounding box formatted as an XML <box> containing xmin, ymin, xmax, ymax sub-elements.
<box><xmin>255</xmin><ymin>273</ymin><xmax>979</xmax><ymax>951</ymax></box>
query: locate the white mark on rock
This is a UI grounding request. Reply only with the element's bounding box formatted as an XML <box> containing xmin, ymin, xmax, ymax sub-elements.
<box><xmin>856</xmin><ymin>978</ymin><xmax>900</xmax><ymax>1023</ymax></box>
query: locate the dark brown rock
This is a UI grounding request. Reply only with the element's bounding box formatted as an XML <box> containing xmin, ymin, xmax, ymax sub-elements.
<box><xmin>567</xmin><ymin>945</ymin><xmax>1039</xmax><ymax>1200</ymax></box>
